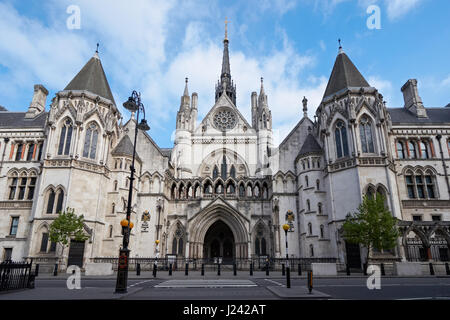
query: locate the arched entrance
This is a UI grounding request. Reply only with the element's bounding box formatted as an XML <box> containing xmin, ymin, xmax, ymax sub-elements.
<box><xmin>203</xmin><ymin>220</ymin><xmax>235</xmax><ymax>263</ymax></box>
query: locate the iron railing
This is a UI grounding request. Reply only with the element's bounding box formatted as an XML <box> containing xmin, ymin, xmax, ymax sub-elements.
<box><xmin>0</xmin><ymin>260</ymin><xmax>35</xmax><ymax>291</ymax></box>
<box><xmin>92</xmin><ymin>257</ymin><xmax>337</xmax><ymax>271</ymax></box>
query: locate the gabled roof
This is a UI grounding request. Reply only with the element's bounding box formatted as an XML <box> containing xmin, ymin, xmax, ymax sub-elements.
<box><xmin>323</xmin><ymin>51</ymin><xmax>370</xmax><ymax>99</ymax></box>
<box><xmin>111</xmin><ymin>135</ymin><xmax>140</xmax><ymax>160</ymax></box>
<box><xmin>64</xmin><ymin>53</ymin><xmax>116</xmax><ymax>105</ymax></box>
<box><xmin>0</xmin><ymin>112</ymin><xmax>47</xmax><ymax>129</ymax></box>
<box><xmin>298</xmin><ymin>134</ymin><xmax>322</xmax><ymax>156</ymax></box>
<box><xmin>388</xmin><ymin>108</ymin><xmax>450</xmax><ymax>124</ymax></box>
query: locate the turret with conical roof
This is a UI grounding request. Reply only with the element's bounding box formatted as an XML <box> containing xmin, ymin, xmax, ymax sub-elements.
<box><xmin>64</xmin><ymin>50</ymin><xmax>116</xmax><ymax>105</ymax></box>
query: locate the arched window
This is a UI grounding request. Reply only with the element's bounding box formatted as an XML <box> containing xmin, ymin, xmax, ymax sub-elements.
<box><xmin>178</xmin><ymin>238</ymin><xmax>183</xmax><ymax>255</ymax></box>
<box><xmin>55</xmin><ymin>189</ymin><xmax>64</xmax><ymax>213</ymax></box>
<box><xmin>213</xmin><ymin>166</ymin><xmax>219</xmax><ymax>179</ymax></box>
<box><xmin>306</xmin><ymin>199</ymin><xmax>311</xmax><ymax>212</ymax></box>
<box><xmin>247</xmin><ymin>185</ymin><xmax>252</xmax><ymax>197</ymax></box>
<box><xmin>114</xmin><ymin>180</ymin><xmax>118</xmax><ymax>191</ymax></box>
<box><xmin>172</xmin><ymin>238</ymin><xmax>178</xmax><ymax>255</ymax></box>
<box><xmin>109</xmin><ymin>226</ymin><xmax>113</xmax><ymax>238</ymax></box>
<box><xmin>112</xmin><ymin>203</ymin><xmax>115</xmax><ymax>214</ymax></box>
<box><xmin>8</xmin><ymin>174</ymin><xmax>18</xmax><ymax>200</ymax></box>
<box><xmin>335</xmin><ymin>120</ymin><xmax>349</xmax><ymax>158</ymax></box>
<box><xmin>83</xmin><ymin>122</ymin><xmax>99</xmax><ymax>159</ymax></box>
<box><xmin>255</xmin><ymin>238</ymin><xmax>260</xmax><ymax>255</ymax></box>
<box><xmin>305</xmin><ymin>176</ymin><xmax>309</xmax><ymax>187</ymax></box>
<box><xmin>215</xmin><ymin>182</ymin><xmax>224</xmax><ymax>194</ymax></box>
<box><xmin>405</xmin><ymin>170</ymin><xmax>437</xmax><ymax>199</ymax></box>
<box><xmin>397</xmin><ymin>141</ymin><xmax>405</xmax><ymax>159</ymax></box>
<box><xmin>310</xmin><ymin>244</ymin><xmax>314</xmax><ymax>257</ymax></box>
<box><xmin>308</xmin><ymin>222</ymin><xmax>312</xmax><ymax>235</ymax></box>
<box><xmin>420</xmin><ymin>141</ymin><xmax>429</xmax><ymax>159</ymax></box>
<box><xmin>359</xmin><ymin>116</ymin><xmax>375</xmax><ymax>153</ymax></box>
<box><xmin>254</xmin><ymin>185</ymin><xmax>260</xmax><ymax>197</ymax></box>
<box><xmin>366</xmin><ymin>186</ymin><xmax>375</xmax><ymax>199</ymax></box>
<box><xmin>58</xmin><ymin>119</ymin><xmax>73</xmax><ymax>156</ymax></box>
<box><xmin>203</xmin><ymin>181</ymin><xmax>212</xmax><ymax>194</ymax></box>
<box><xmin>318</xmin><ymin>203</ymin><xmax>322</xmax><ymax>214</ymax></box>
<box><xmin>239</xmin><ymin>184</ymin><xmax>245</xmax><ymax>197</ymax></box>
<box><xmin>230</xmin><ymin>166</ymin><xmax>236</xmax><ymax>179</ymax></box>
<box><xmin>221</xmin><ymin>155</ymin><xmax>227</xmax><ymax>180</ymax></box>
<box><xmin>408</xmin><ymin>141</ymin><xmax>417</xmax><ymax>159</ymax></box>
<box><xmin>316</xmin><ymin>179</ymin><xmax>320</xmax><ymax>190</ymax></box>
<box><xmin>46</xmin><ymin>190</ymin><xmax>55</xmax><ymax>214</ymax></box>
<box><xmin>320</xmin><ymin>225</ymin><xmax>325</xmax><ymax>238</ymax></box>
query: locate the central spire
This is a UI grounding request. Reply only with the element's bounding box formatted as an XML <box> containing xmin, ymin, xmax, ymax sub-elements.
<box><xmin>215</xmin><ymin>17</ymin><xmax>236</xmax><ymax>105</ymax></box>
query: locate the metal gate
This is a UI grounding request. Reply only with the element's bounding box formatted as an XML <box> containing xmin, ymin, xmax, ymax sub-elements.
<box><xmin>67</xmin><ymin>241</ymin><xmax>85</xmax><ymax>267</ymax></box>
<box><xmin>345</xmin><ymin>241</ymin><xmax>362</xmax><ymax>269</ymax></box>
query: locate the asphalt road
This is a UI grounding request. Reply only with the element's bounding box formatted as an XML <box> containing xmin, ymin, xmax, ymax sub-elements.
<box><xmin>1</xmin><ymin>275</ymin><xmax>449</xmax><ymax>300</ymax></box>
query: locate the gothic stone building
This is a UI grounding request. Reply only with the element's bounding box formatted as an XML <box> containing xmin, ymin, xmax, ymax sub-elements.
<box><xmin>1</xmin><ymin>36</ymin><xmax>449</xmax><ymax>270</ymax></box>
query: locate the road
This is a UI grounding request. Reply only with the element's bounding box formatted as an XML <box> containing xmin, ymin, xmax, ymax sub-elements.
<box><xmin>1</xmin><ymin>272</ymin><xmax>449</xmax><ymax>300</ymax></box>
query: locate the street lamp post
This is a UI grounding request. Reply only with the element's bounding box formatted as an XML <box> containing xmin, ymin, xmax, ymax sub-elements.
<box><xmin>115</xmin><ymin>91</ymin><xmax>150</xmax><ymax>294</ymax></box>
<box><xmin>282</xmin><ymin>224</ymin><xmax>291</xmax><ymax>288</ymax></box>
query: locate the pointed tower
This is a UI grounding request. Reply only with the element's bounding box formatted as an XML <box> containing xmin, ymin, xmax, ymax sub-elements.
<box><xmin>255</xmin><ymin>78</ymin><xmax>273</xmax><ymax>175</ymax></box>
<box><xmin>173</xmin><ymin>78</ymin><xmax>194</xmax><ymax>178</ymax></box>
<box><xmin>215</xmin><ymin>20</ymin><xmax>236</xmax><ymax>105</ymax></box>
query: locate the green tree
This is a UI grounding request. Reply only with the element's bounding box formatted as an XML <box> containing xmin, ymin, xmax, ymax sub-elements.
<box><xmin>49</xmin><ymin>207</ymin><xmax>89</xmax><ymax>265</ymax></box>
<box><xmin>342</xmin><ymin>194</ymin><xmax>399</xmax><ymax>268</ymax></box>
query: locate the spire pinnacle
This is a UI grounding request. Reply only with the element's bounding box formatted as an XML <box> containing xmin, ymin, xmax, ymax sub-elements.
<box><xmin>260</xmin><ymin>77</ymin><xmax>265</xmax><ymax>95</ymax></box>
<box><xmin>94</xmin><ymin>43</ymin><xmax>100</xmax><ymax>59</ymax></box>
<box><xmin>184</xmin><ymin>77</ymin><xmax>189</xmax><ymax>96</ymax></box>
<box><xmin>302</xmin><ymin>96</ymin><xmax>308</xmax><ymax>117</ymax></box>
<box><xmin>224</xmin><ymin>17</ymin><xmax>230</xmax><ymax>41</ymax></box>
<box><xmin>338</xmin><ymin>39</ymin><xmax>344</xmax><ymax>54</ymax></box>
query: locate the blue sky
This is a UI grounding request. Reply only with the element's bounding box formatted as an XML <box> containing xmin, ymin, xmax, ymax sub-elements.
<box><xmin>0</xmin><ymin>0</ymin><xmax>449</xmax><ymax>147</ymax></box>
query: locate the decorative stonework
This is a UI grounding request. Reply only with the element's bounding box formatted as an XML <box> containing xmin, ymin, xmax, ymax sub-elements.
<box><xmin>213</xmin><ymin>108</ymin><xmax>237</xmax><ymax>131</ymax></box>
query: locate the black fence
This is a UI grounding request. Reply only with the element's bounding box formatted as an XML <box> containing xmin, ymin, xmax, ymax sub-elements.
<box><xmin>93</xmin><ymin>257</ymin><xmax>337</xmax><ymax>272</ymax></box>
<box><xmin>0</xmin><ymin>260</ymin><xmax>35</xmax><ymax>292</ymax></box>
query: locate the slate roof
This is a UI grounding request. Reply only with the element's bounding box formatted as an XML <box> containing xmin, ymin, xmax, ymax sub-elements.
<box><xmin>323</xmin><ymin>51</ymin><xmax>371</xmax><ymax>99</ymax></box>
<box><xmin>0</xmin><ymin>112</ymin><xmax>47</xmax><ymax>129</ymax></box>
<box><xmin>388</xmin><ymin>108</ymin><xmax>450</xmax><ymax>124</ymax></box>
<box><xmin>111</xmin><ymin>135</ymin><xmax>140</xmax><ymax>160</ymax></box>
<box><xmin>160</xmin><ymin>148</ymin><xmax>172</xmax><ymax>158</ymax></box>
<box><xmin>298</xmin><ymin>134</ymin><xmax>322</xmax><ymax>156</ymax></box>
<box><xmin>64</xmin><ymin>54</ymin><xmax>116</xmax><ymax>104</ymax></box>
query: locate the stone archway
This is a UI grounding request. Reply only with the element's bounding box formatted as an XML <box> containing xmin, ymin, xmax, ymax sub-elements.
<box><xmin>188</xmin><ymin>200</ymin><xmax>249</xmax><ymax>260</ymax></box>
<box><xmin>203</xmin><ymin>220</ymin><xmax>235</xmax><ymax>263</ymax></box>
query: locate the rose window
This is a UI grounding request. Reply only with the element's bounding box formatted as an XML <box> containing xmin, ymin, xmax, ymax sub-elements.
<box><xmin>213</xmin><ymin>109</ymin><xmax>237</xmax><ymax>131</ymax></box>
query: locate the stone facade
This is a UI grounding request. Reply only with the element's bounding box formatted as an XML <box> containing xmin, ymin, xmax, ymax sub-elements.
<box><xmin>1</xmin><ymin>36</ymin><xmax>449</xmax><ymax>269</ymax></box>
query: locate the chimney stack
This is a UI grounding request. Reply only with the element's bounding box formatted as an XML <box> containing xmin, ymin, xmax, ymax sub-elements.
<box><xmin>25</xmin><ymin>84</ymin><xmax>48</xmax><ymax>118</ymax></box>
<box><xmin>401</xmin><ymin>79</ymin><xmax>427</xmax><ymax>118</ymax></box>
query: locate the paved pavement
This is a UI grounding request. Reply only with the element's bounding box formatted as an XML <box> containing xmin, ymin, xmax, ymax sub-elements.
<box><xmin>1</xmin><ymin>271</ymin><xmax>449</xmax><ymax>300</ymax></box>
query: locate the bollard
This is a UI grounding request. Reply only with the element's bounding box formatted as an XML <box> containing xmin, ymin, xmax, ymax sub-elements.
<box><xmin>250</xmin><ymin>263</ymin><xmax>253</xmax><ymax>276</ymax></box>
<box><xmin>282</xmin><ymin>264</ymin><xmax>285</xmax><ymax>276</ymax></box>
<box><xmin>169</xmin><ymin>263</ymin><xmax>172</xmax><ymax>276</ymax></box>
<box><xmin>265</xmin><ymin>262</ymin><xmax>269</xmax><ymax>276</ymax></box>
<box><xmin>137</xmin><ymin>263</ymin><xmax>141</xmax><ymax>276</ymax></box>
<box><xmin>218</xmin><ymin>263</ymin><xmax>221</xmax><ymax>276</ymax></box>
<box><xmin>286</xmin><ymin>266</ymin><xmax>291</xmax><ymax>289</ymax></box>
<box><xmin>346</xmin><ymin>263</ymin><xmax>350</xmax><ymax>276</ymax></box>
<box><xmin>445</xmin><ymin>262</ymin><xmax>450</xmax><ymax>276</ymax></box>
<box><xmin>53</xmin><ymin>264</ymin><xmax>58</xmax><ymax>276</ymax></box>
<box><xmin>201</xmin><ymin>264</ymin><xmax>205</xmax><ymax>276</ymax></box>
<box><xmin>35</xmin><ymin>264</ymin><xmax>40</xmax><ymax>277</ymax></box>
<box><xmin>380</xmin><ymin>263</ymin><xmax>385</xmax><ymax>276</ymax></box>
<box><xmin>233</xmin><ymin>263</ymin><xmax>237</xmax><ymax>276</ymax></box>
<box><xmin>185</xmin><ymin>263</ymin><xmax>189</xmax><ymax>276</ymax></box>
<box><xmin>298</xmin><ymin>264</ymin><xmax>302</xmax><ymax>276</ymax></box>
<box><xmin>153</xmin><ymin>263</ymin><xmax>157</xmax><ymax>277</ymax></box>
<box><xmin>307</xmin><ymin>270</ymin><xmax>313</xmax><ymax>294</ymax></box>
<box><xmin>429</xmin><ymin>262</ymin><xmax>435</xmax><ymax>276</ymax></box>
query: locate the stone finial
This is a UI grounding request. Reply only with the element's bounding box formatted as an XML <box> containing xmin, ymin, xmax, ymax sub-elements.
<box><xmin>302</xmin><ymin>96</ymin><xmax>308</xmax><ymax>118</ymax></box>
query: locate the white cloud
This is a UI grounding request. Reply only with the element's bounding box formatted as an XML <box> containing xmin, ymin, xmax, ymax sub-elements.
<box><xmin>385</xmin><ymin>0</ymin><xmax>423</xmax><ymax>20</ymax></box>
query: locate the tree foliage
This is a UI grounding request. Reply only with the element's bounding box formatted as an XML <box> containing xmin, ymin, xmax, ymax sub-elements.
<box><xmin>342</xmin><ymin>195</ymin><xmax>399</xmax><ymax>262</ymax></box>
<box><xmin>49</xmin><ymin>207</ymin><xmax>89</xmax><ymax>248</ymax></box>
